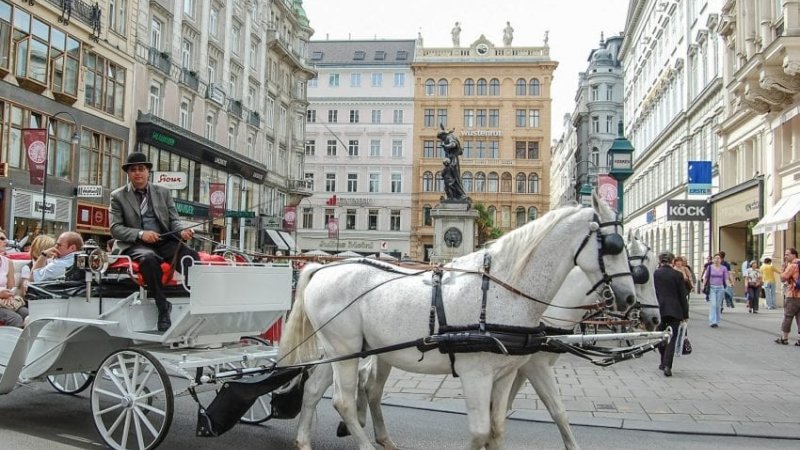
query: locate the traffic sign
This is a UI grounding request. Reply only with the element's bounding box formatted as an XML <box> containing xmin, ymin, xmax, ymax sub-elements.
<box><xmin>224</xmin><ymin>210</ymin><xmax>256</xmax><ymax>218</ymax></box>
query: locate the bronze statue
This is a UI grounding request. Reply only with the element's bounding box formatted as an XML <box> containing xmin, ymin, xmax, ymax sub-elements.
<box><xmin>437</xmin><ymin>126</ymin><xmax>467</xmax><ymax>201</ymax></box>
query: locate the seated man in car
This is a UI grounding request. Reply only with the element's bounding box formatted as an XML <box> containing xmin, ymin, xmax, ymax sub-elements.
<box><xmin>31</xmin><ymin>231</ymin><xmax>83</xmax><ymax>283</ymax></box>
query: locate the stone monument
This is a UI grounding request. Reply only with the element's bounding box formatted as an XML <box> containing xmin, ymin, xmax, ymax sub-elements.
<box><xmin>429</xmin><ymin>127</ymin><xmax>477</xmax><ymax>264</ymax></box>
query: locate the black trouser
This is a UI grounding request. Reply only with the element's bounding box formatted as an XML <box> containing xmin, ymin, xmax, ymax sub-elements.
<box><xmin>746</xmin><ymin>286</ymin><xmax>760</xmax><ymax>311</ymax></box>
<box><xmin>657</xmin><ymin>316</ymin><xmax>682</xmax><ymax>370</ymax></box>
<box><xmin>123</xmin><ymin>239</ymin><xmax>199</xmax><ymax>309</ymax></box>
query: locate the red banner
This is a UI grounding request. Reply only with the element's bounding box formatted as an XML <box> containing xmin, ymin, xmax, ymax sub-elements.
<box><xmin>327</xmin><ymin>218</ymin><xmax>339</xmax><ymax>239</ymax></box>
<box><xmin>283</xmin><ymin>206</ymin><xmax>297</xmax><ymax>232</ymax></box>
<box><xmin>209</xmin><ymin>183</ymin><xmax>226</xmax><ymax>218</ymax></box>
<box><xmin>23</xmin><ymin>128</ymin><xmax>48</xmax><ymax>186</ymax></box>
<box><xmin>598</xmin><ymin>175</ymin><xmax>618</xmax><ymax>210</ymax></box>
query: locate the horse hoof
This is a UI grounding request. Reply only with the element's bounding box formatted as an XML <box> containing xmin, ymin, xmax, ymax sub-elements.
<box><xmin>336</xmin><ymin>421</ymin><xmax>351</xmax><ymax>437</ymax></box>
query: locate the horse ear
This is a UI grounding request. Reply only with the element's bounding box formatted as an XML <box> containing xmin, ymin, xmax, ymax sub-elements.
<box><xmin>591</xmin><ymin>192</ymin><xmax>608</xmax><ymax>215</ymax></box>
<box><xmin>634</xmin><ymin>228</ymin><xmax>641</xmax><ymax>240</ymax></box>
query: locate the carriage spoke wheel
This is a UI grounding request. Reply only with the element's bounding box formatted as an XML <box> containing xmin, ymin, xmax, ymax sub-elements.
<box><xmin>236</xmin><ymin>336</ymin><xmax>273</xmax><ymax>424</ymax></box>
<box><xmin>48</xmin><ymin>372</ymin><xmax>94</xmax><ymax>394</ymax></box>
<box><xmin>91</xmin><ymin>349</ymin><xmax>173</xmax><ymax>450</ymax></box>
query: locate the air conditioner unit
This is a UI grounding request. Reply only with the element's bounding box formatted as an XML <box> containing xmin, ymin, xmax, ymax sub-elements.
<box><xmin>207</xmin><ymin>83</ymin><xmax>226</xmax><ymax>106</ymax></box>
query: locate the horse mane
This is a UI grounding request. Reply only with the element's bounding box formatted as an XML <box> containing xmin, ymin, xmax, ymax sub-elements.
<box><xmin>489</xmin><ymin>204</ymin><xmax>584</xmax><ymax>284</ymax></box>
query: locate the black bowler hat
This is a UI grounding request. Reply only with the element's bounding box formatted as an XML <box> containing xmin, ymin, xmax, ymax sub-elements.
<box><xmin>122</xmin><ymin>152</ymin><xmax>153</xmax><ymax>171</ymax></box>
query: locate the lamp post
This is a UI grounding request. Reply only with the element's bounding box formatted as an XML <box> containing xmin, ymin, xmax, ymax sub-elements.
<box><xmin>573</xmin><ymin>159</ymin><xmax>598</xmax><ymax>207</ymax></box>
<box><xmin>43</xmin><ymin>111</ymin><xmax>80</xmax><ymax>233</ymax></box>
<box><xmin>225</xmin><ymin>173</ymin><xmax>245</xmax><ymax>250</ymax></box>
<box><xmin>607</xmin><ymin>121</ymin><xmax>635</xmax><ymax>217</ymax></box>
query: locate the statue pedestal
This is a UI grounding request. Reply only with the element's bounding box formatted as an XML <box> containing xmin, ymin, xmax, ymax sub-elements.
<box><xmin>430</xmin><ymin>200</ymin><xmax>478</xmax><ymax>264</ymax></box>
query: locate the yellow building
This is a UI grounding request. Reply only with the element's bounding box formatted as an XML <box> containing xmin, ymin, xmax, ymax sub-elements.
<box><xmin>410</xmin><ymin>35</ymin><xmax>557</xmax><ymax>260</ymax></box>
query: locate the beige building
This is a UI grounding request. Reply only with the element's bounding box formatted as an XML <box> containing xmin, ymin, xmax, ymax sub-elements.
<box><xmin>410</xmin><ymin>35</ymin><xmax>556</xmax><ymax>261</ymax></box>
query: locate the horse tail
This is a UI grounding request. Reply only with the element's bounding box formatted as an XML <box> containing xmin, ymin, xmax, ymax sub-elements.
<box><xmin>278</xmin><ymin>262</ymin><xmax>323</xmax><ymax>365</ymax></box>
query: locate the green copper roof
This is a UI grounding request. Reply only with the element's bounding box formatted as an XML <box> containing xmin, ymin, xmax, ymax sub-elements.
<box><xmin>294</xmin><ymin>0</ymin><xmax>309</xmax><ymax>27</ymax></box>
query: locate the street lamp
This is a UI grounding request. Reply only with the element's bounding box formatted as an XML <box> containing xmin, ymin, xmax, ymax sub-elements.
<box><xmin>607</xmin><ymin>121</ymin><xmax>635</xmax><ymax>217</ymax></box>
<box><xmin>573</xmin><ymin>159</ymin><xmax>598</xmax><ymax>206</ymax></box>
<box><xmin>43</xmin><ymin>111</ymin><xmax>80</xmax><ymax>233</ymax></box>
<box><xmin>579</xmin><ymin>182</ymin><xmax>594</xmax><ymax>207</ymax></box>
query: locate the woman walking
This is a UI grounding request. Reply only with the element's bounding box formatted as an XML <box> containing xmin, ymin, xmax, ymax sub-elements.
<box><xmin>744</xmin><ymin>261</ymin><xmax>762</xmax><ymax>313</ymax></box>
<box><xmin>702</xmin><ymin>253</ymin><xmax>730</xmax><ymax>328</ymax></box>
<box><xmin>673</xmin><ymin>256</ymin><xmax>694</xmax><ymax>302</ymax></box>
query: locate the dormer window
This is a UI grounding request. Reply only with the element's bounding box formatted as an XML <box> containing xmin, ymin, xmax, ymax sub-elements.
<box><xmin>374</xmin><ymin>50</ymin><xmax>386</xmax><ymax>60</ymax></box>
<box><xmin>353</xmin><ymin>51</ymin><xmax>365</xmax><ymax>60</ymax></box>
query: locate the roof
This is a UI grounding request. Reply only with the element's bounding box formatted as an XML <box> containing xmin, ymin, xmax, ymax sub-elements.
<box><xmin>308</xmin><ymin>40</ymin><xmax>417</xmax><ymax>66</ymax></box>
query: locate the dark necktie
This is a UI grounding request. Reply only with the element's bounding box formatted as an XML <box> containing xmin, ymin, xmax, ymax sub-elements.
<box><xmin>137</xmin><ymin>189</ymin><xmax>148</xmax><ymax>215</ymax></box>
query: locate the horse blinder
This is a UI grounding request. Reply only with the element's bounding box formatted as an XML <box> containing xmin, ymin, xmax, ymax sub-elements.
<box><xmin>630</xmin><ymin>264</ymin><xmax>649</xmax><ymax>285</ymax></box>
<box><xmin>600</xmin><ymin>233</ymin><xmax>625</xmax><ymax>256</ymax></box>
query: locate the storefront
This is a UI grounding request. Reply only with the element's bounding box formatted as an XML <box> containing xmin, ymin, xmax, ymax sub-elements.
<box><xmin>75</xmin><ymin>201</ymin><xmax>111</xmax><ymax>247</ymax></box>
<box><xmin>10</xmin><ymin>189</ymin><xmax>72</xmax><ymax>244</ymax></box>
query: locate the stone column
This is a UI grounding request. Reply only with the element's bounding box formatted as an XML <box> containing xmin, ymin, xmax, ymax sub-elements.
<box><xmin>430</xmin><ymin>201</ymin><xmax>478</xmax><ymax>264</ymax></box>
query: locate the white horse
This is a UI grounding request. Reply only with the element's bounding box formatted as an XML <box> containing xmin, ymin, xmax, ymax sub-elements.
<box><xmin>279</xmin><ymin>197</ymin><xmax>637</xmax><ymax>450</ymax></box>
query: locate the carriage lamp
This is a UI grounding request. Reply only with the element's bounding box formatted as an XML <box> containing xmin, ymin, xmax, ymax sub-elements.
<box><xmin>608</xmin><ymin>121</ymin><xmax>634</xmax><ymax>216</ymax></box>
<box><xmin>579</xmin><ymin>183</ymin><xmax>593</xmax><ymax>207</ymax></box>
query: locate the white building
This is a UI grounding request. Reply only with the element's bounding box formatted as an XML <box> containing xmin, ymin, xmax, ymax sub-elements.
<box><xmin>298</xmin><ymin>40</ymin><xmax>417</xmax><ymax>256</ymax></box>
<box><xmin>550</xmin><ymin>114</ymin><xmax>576</xmax><ymax>207</ymax></box>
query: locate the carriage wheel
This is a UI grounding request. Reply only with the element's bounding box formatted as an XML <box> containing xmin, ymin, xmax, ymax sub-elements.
<box><xmin>48</xmin><ymin>372</ymin><xmax>94</xmax><ymax>394</ymax></box>
<box><xmin>236</xmin><ymin>336</ymin><xmax>273</xmax><ymax>424</ymax></box>
<box><xmin>91</xmin><ymin>349</ymin><xmax>173</xmax><ymax>450</ymax></box>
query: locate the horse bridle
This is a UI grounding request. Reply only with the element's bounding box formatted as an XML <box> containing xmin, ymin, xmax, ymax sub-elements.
<box><xmin>573</xmin><ymin>212</ymin><xmax>633</xmax><ymax>305</ymax></box>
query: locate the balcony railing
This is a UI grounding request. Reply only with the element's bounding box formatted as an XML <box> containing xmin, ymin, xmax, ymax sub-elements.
<box><xmin>248</xmin><ymin>111</ymin><xmax>261</xmax><ymax>128</ymax></box>
<box><xmin>228</xmin><ymin>99</ymin><xmax>243</xmax><ymax>119</ymax></box>
<box><xmin>180</xmin><ymin>68</ymin><xmax>199</xmax><ymax>91</ymax></box>
<box><xmin>148</xmin><ymin>47</ymin><xmax>172</xmax><ymax>74</ymax></box>
<box><xmin>288</xmin><ymin>178</ymin><xmax>313</xmax><ymax>195</ymax></box>
<box><xmin>44</xmin><ymin>0</ymin><xmax>102</xmax><ymax>39</ymax></box>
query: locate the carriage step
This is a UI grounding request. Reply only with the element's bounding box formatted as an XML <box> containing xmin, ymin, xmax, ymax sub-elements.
<box><xmin>138</xmin><ymin>329</ymin><xmax>167</xmax><ymax>335</ymax></box>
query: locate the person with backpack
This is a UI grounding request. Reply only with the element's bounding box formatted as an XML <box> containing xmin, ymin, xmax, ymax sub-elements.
<box><xmin>775</xmin><ymin>247</ymin><xmax>800</xmax><ymax>345</ymax></box>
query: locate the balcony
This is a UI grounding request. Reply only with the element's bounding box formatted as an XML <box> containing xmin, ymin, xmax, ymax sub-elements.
<box><xmin>207</xmin><ymin>83</ymin><xmax>226</xmax><ymax>106</ymax></box>
<box><xmin>228</xmin><ymin>99</ymin><xmax>243</xmax><ymax>119</ymax></box>
<box><xmin>44</xmin><ymin>0</ymin><xmax>102</xmax><ymax>39</ymax></box>
<box><xmin>248</xmin><ymin>111</ymin><xmax>261</xmax><ymax>128</ymax></box>
<box><xmin>147</xmin><ymin>47</ymin><xmax>172</xmax><ymax>74</ymax></box>
<box><xmin>288</xmin><ymin>178</ymin><xmax>313</xmax><ymax>196</ymax></box>
<box><xmin>180</xmin><ymin>68</ymin><xmax>200</xmax><ymax>91</ymax></box>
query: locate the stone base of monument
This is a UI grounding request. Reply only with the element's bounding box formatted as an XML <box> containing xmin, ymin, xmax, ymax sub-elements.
<box><xmin>430</xmin><ymin>200</ymin><xmax>478</xmax><ymax>264</ymax></box>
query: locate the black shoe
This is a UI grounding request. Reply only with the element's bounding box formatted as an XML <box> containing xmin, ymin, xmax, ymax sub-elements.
<box><xmin>663</xmin><ymin>368</ymin><xmax>672</xmax><ymax>377</ymax></box>
<box><xmin>710</xmin><ymin>323</ymin><xmax>718</xmax><ymax>328</ymax></box>
<box><xmin>658</xmin><ymin>364</ymin><xmax>665</xmax><ymax>371</ymax></box>
<box><xmin>157</xmin><ymin>303</ymin><xmax>172</xmax><ymax>332</ymax></box>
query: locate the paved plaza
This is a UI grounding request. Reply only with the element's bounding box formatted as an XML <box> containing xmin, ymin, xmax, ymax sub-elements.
<box><xmin>377</xmin><ymin>295</ymin><xmax>800</xmax><ymax>439</ymax></box>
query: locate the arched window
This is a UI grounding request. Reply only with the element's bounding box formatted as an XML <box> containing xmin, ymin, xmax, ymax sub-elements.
<box><xmin>528</xmin><ymin>173</ymin><xmax>539</xmax><ymax>193</ymax></box>
<box><xmin>515</xmin><ymin>207</ymin><xmax>526</xmax><ymax>227</ymax></box>
<box><xmin>477</xmin><ymin>78</ymin><xmax>487</xmax><ymax>96</ymax></box>
<box><xmin>464</xmin><ymin>78</ymin><xmax>475</xmax><ymax>96</ymax></box>
<box><xmin>462</xmin><ymin>171</ymin><xmax>473</xmax><ymax>192</ymax></box>
<box><xmin>422</xmin><ymin>171</ymin><xmax>433</xmax><ymax>192</ymax></box>
<box><xmin>423</xmin><ymin>204</ymin><xmax>432</xmax><ymax>226</ymax></box>
<box><xmin>434</xmin><ymin>171</ymin><xmax>444</xmax><ymax>192</ymax></box>
<box><xmin>475</xmin><ymin>172</ymin><xmax>486</xmax><ymax>192</ymax></box>
<box><xmin>487</xmin><ymin>172</ymin><xmax>499</xmax><ymax>192</ymax></box>
<box><xmin>515</xmin><ymin>78</ymin><xmax>526</xmax><ymax>96</ymax></box>
<box><xmin>437</xmin><ymin>79</ymin><xmax>448</xmax><ymax>96</ymax></box>
<box><xmin>425</xmin><ymin>79</ymin><xmax>435</xmax><ymax>96</ymax></box>
<box><xmin>528</xmin><ymin>206</ymin><xmax>538</xmax><ymax>221</ymax></box>
<box><xmin>592</xmin><ymin>146</ymin><xmax>600</xmax><ymax>167</ymax></box>
<box><xmin>529</xmin><ymin>78</ymin><xmax>540</xmax><ymax>96</ymax></box>
<box><xmin>515</xmin><ymin>172</ymin><xmax>527</xmax><ymax>193</ymax></box>
<box><xmin>501</xmin><ymin>172</ymin><xmax>513</xmax><ymax>192</ymax></box>
<box><xmin>489</xmin><ymin>78</ymin><xmax>500</xmax><ymax>95</ymax></box>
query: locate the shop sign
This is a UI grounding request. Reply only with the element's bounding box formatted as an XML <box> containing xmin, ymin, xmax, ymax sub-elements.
<box><xmin>32</xmin><ymin>196</ymin><xmax>56</xmax><ymax>220</ymax></box>
<box><xmin>77</xmin><ymin>185</ymin><xmax>103</xmax><ymax>198</ymax></box>
<box><xmin>319</xmin><ymin>239</ymin><xmax>376</xmax><ymax>251</ymax></box>
<box><xmin>174</xmin><ymin>199</ymin><xmax>209</xmax><ymax>218</ymax></box>
<box><xmin>152</xmin><ymin>171</ymin><xmax>187</xmax><ymax>190</ymax></box>
<box><xmin>76</xmin><ymin>203</ymin><xmax>109</xmax><ymax>229</ymax></box>
<box><xmin>666</xmin><ymin>200</ymin><xmax>709</xmax><ymax>221</ymax></box>
<box><xmin>687</xmin><ymin>161</ymin><xmax>712</xmax><ymax>195</ymax></box>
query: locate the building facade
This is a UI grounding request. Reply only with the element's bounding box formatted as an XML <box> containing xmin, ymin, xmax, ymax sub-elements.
<box><xmin>410</xmin><ymin>34</ymin><xmax>556</xmax><ymax>261</ymax></box>
<box><xmin>550</xmin><ymin>113</ymin><xmax>576</xmax><ymax>207</ymax></box>
<box><xmin>621</xmin><ymin>0</ymin><xmax>724</xmax><ymax>281</ymax></box>
<box><xmin>298</xmin><ymin>39</ymin><xmax>416</xmax><ymax>256</ymax></box>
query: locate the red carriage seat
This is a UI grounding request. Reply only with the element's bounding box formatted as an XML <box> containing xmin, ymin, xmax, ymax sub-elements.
<box><xmin>107</xmin><ymin>251</ymin><xmax>226</xmax><ymax>286</ymax></box>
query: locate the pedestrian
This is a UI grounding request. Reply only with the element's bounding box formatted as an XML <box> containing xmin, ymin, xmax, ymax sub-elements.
<box><xmin>744</xmin><ymin>260</ymin><xmax>762</xmax><ymax>313</ymax></box>
<box><xmin>775</xmin><ymin>247</ymin><xmax>800</xmax><ymax>345</ymax></box>
<box><xmin>654</xmin><ymin>252</ymin><xmax>689</xmax><ymax>377</ymax></box>
<box><xmin>702</xmin><ymin>253</ymin><xmax>729</xmax><ymax>328</ymax></box>
<box><xmin>673</xmin><ymin>256</ymin><xmax>694</xmax><ymax>302</ymax></box>
<box><xmin>719</xmin><ymin>251</ymin><xmax>735</xmax><ymax>309</ymax></box>
<box><xmin>701</xmin><ymin>255</ymin><xmax>712</xmax><ymax>300</ymax></box>
<box><xmin>761</xmin><ymin>257</ymin><xmax>778</xmax><ymax>310</ymax></box>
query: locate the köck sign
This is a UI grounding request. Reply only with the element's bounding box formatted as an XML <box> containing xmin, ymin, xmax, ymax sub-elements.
<box><xmin>667</xmin><ymin>200</ymin><xmax>708</xmax><ymax>221</ymax></box>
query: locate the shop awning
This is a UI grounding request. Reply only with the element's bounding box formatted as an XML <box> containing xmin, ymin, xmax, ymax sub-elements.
<box><xmin>278</xmin><ymin>231</ymin><xmax>297</xmax><ymax>254</ymax></box>
<box><xmin>752</xmin><ymin>192</ymin><xmax>800</xmax><ymax>234</ymax></box>
<box><xmin>265</xmin><ymin>229</ymin><xmax>289</xmax><ymax>251</ymax></box>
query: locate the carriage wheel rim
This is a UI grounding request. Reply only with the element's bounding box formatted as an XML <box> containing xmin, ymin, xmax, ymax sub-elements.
<box><xmin>48</xmin><ymin>372</ymin><xmax>94</xmax><ymax>394</ymax></box>
<box><xmin>91</xmin><ymin>349</ymin><xmax>173</xmax><ymax>450</ymax></box>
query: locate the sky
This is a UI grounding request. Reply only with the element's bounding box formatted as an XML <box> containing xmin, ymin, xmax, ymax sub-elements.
<box><xmin>301</xmin><ymin>0</ymin><xmax>630</xmax><ymax>141</ymax></box>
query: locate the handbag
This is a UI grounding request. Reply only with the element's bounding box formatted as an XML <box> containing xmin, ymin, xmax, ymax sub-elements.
<box><xmin>682</xmin><ymin>338</ymin><xmax>692</xmax><ymax>355</ymax></box>
<box><xmin>0</xmin><ymin>295</ymin><xmax>25</xmax><ymax>312</ymax></box>
<box><xmin>702</xmin><ymin>283</ymin><xmax>710</xmax><ymax>295</ymax></box>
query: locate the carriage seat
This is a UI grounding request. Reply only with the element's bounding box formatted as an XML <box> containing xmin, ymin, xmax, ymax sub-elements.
<box><xmin>107</xmin><ymin>251</ymin><xmax>227</xmax><ymax>286</ymax></box>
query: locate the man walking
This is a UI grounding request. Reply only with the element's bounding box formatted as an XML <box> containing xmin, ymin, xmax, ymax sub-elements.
<box><xmin>654</xmin><ymin>252</ymin><xmax>689</xmax><ymax>377</ymax></box>
<box><xmin>775</xmin><ymin>248</ymin><xmax>800</xmax><ymax>345</ymax></box>
<box><xmin>761</xmin><ymin>257</ymin><xmax>777</xmax><ymax>310</ymax></box>
<box><xmin>110</xmin><ymin>152</ymin><xmax>198</xmax><ymax>332</ymax></box>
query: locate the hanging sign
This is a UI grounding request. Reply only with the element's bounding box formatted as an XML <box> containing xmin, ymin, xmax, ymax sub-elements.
<box><xmin>23</xmin><ymin>128</ymin><xmax>48</xmax><ymax>186</ymax></box>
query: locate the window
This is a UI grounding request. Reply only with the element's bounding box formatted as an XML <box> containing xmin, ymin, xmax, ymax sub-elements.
<box><xmin>370</xmin><ymin>139</ymin><xmax>381</xmax><ymax>157</ymax></box>
<box><xmin>391</xmin><ymin>173</ymin><xmax>402</xmax><ymax>193</ymax></box>
<box><xmin>529</xmin><ymin>78</ymin><xmax>540</xmax><ymax>96</ymax></box>
<box><xmin>353</xmin><ymin>50</ymin><xmax>365</xmax><ymax>60</ymax></box>
<box><xmin>475</xmin><ymin>141</ymin><xmax>485</xmax><ymax>159</ymax></box>
<box><xmin>515</xmin><ymin>109</ymin><xmax>526</xmax><ymax>127</ymax></box>
<box><xmin>487</xmin><ymin>172</ymin><xmax>499</xmax><ymax>192</ymax></box>
<box><xmin>205</xmin><ymin>112</ymin><xmax>215</xmax><ymax>139</ymax></box>
<box><xmin>528</xmin><ymin>142</ymin><xmax>539</xmax><ymax>159</ymax></box>
<box><xmin>371</xmin><ymin>72</ymin><xmax>383</xmax><ymax>87</ymax></box>
<box><xmin>308</xmin><ymin>77</ymin><xmax>318</xmax><ymax>88</ymax></box>
<box><xmin>394</xmin><ymin>73</ymin><xmax>405</xmax><ymax>87</ymax></box>
<box><xmin>328</xmin><ymin>110</ymin><xmax>338</xmax><ymax>123</ymax></box>
<box><xmin>438</xmin><ymin>79</ymin><xmax>448</xmax><ymax>96</ymax></box>
<box><xmin>307</xmin><ymin>109</ymin><xmax>316</xmax><ymax>123</ymax></box>
<box><xmin>371</xmin><ymin>109</ymin><xmax>381</xmax><ymax>123</ymax></box>
<box><xmin>422</xmin><ymin>171</ymin><xmax>433</xmax><ymax>191</ymax></box>
<box><xmin>327</xmin><ymin>139</ymin><xmax>337</xmax><ymax>156</ymax></box>
<box><xmin>606</xmin><ymin>115</ymin><xmax>614</xmax><ymax>133</ymax></box>
<box><xmin>350</xmin><ymin>72</ymin><xmax>362</xmax><ymax>87</ymax></box>
<box><xmin>476</xmin><ymin>109</ymin><xmax>487</xmax><ymax>127</ymax></box>
<box><xmin>231</xmin><ymin>25</ymin><xmax>240</xmax><ymax>54</ymax></box>
<box><xmin>515</xmin><ymin>78</ymin><xmax>526</xmax><ymax>95</ymax></box>
<box><xmin>591</xmin><ymin>85</ymin><xmax>599</xmax><ymax>101</ymax></box>
<box><xmin>425</xmin><ymin>78</ymin><xmax>435</xmax><ymax>96</ymax></box>
<box><xmin>183</xmin><ymin>0</ymin><xmax>194</xmax><ymax>17</ymax></box>
<box><xmin>488</xmin><ymin>141</ymin><xmax>499</xmax><ymax>159</ymax></box>
<box><xmin>181</xmin><ymin>39</ymin><xmax>193</xmax><ymax>69</ymax></box>
<box><xmin>249</xmin><ymin>42</ymin><xmax>258</xmax><ymax>68</ymax></box>
<box><xmin>84</xmin><ymin>51</ymin><xmax>125</xmax><ymax>116</ymax></box>
<box><xmin>423</xmin><ymin>140</ymin><xmax>435</xmax><ymax>158</ymax></box>
<box><xmin>345</xmin><ymin>209</ymin><xmax>356</xmax><ymax>230</ymax></box>
<box><xmin>516</xmin><ymin>207</ymin><xmax>526</xmax><ymax>227</ymax></box>
<box><xmin>325</xmin><ymin>173</ymin><xmax>336</xmax><ymax>191</ymax></box>
<box><xmin>528</xmin><ymin>207</ymin><xmax>538</xmax><ymax>221</ymax></box>
<box><xmin>423</xmin><ymin>205</ymin><xmax>432</xmax><ymax>226</ymax></box>
<box><xmin>368</xmin><ymin>209</ymin><xmax>378</xmax><ymax>230</ymax></box>
<box><xmin>150</xmin><ymin>17</ymin><xmax>162</xmax><ymax>49</ymax></box>
<box><xmin>108</xmin><ymin>0</ymin><xmax>127</xmax><ymax>34</ymax></box>
<box><xmin>347</xmin><ymin>173</ymin><xmax>358</xmax><ymax>192</ymax></box>
<box><xmin>247</xmin><ymin>85</ymin><xmax>256</xmax><ymax>109</ymax></box>
<box><xmin>179</xmin><ymin>100</ymin><xmax>190</xmax><ymax>128</ymax></box>
<box><xmin>424</xmin><ymin>109</ymin><xmax>434</xmax><ymax>127</ymax></box>
<box><xmin>390</xmin><ymin>210</ymin><xmax>401</xmax><ymax>231</ymax></box>
<box><xmin>329</xmin><ymin>73</ymin><xmax>340</xmax><ymax>87</ymax></box>
<box><xmin>606</xmin><ymin>85</ymin><xmax>613</xmax><ymax>101</ymax></box>
<box><xmin>10</xmin><ymin>12</ymin><xmax>81</xmax><ymax>94</ymax></box>
<box><xmin>529</xmin><ymin>173</ymin><xmax>539</xmax><ymax>193</ymax></box>
<box><xmin>209</xmin><ymin>7</ymin><xmax>218</xmax><ymax>38</ymax></box>
<box><xmin>489</xmin><ymin>109</ymin><xmax>499</xmax><ymax>128</ymax></box>
<box><xmin>304</xmin><ymin>173</ymin><xmax>314</xmax><ymax>190</ymax></box>
<box><xmin>302</xmin><ymin>207</ymin><xmax>313</xmax><ymax>229</ymax></box>
<box><xmin>437</xmin><ymin>109</ymin><xmax>448</xmax><ymax>128</ymax></box>
<box><xmin>207</xmin><ymin>57</ymin><xmax>217</xmax><ymax>83</ymax></box>
<box><xmin>227</xmin><ymin>124</ymin><xmax>235</xmax><ymax>149</ymax></box>
<box><xmin>305</xmin><ymin>139</ymin><xmax>316</xmax><ymax>156</ymax></box>
<box><xmin>475</xmin><ymin>172</ymin><xmax>486</xmax><ymax>192</ymax></box>
<box><xmin>349</xmin><ymin>109</ymin><xmax>360</xmax><ymax>123</ymax></box>
<box><xmin>592</xmin><ymin>116</ymin><xmax>599</xmax><ymax>133</ymax></box>
<box><xmin>477</xmin><ymin>78</ymin><xmax>487</xmax><ymax>96</ymax></box>
<box><xmin>464</xmin><ymin>109</ymin><xmax>475</xmax><ymax>127</ymax></box>
<box><xmin>462</xmin><ymin>141</ymin><xmax>472</xmax><ymax>158</ymax></box>
<box><xmin>489</xmin><ymin>78</ymin><xmax>500</xmax><ymax>95</ymax></box>
<box><xmin>464</xmin><ymin>78</ymin><xmax>475</xmax><ymax>95</ymax></box>
<box><xmin>391</xmin><ymin>140</ymin><xmax>403</xmax><ymax>157</ymax></box>
<box><xmin>369</xmin><ymin>173</ymin><xmax>380</xmax><ymax>192</ymax></box>
<box><xmin>324</xmin><ymin>209</ymin><xmax>335</xmax><ymax>227</ymax></box>
<box><xmin>516</xmin><ymin>173</ymin><xmax>526</xmax><ymax>192</ymax></box>
<box><xmin>375</xmin><ymin>50</ymin><xmax>386</xmax><ymax>60</ymax></box>
<box><xmin>265</xmin><ymin>96</ymin><xmax>274</xmax><ymax>127</ymax></box>
<box><xmin>529</xmin><ymin>109</ymin><xmax>540</xmax><ymax>128</ymax></box>
<box><xmin>462</xmin><ymin>172</ymin><xmax>473</xmax><ymax>192</ymax></box>
<box><xmin>393</xmin><ymin>110</ymin><xmax>403</xmax><ymax>123</ymax></box>
<box><xmin>348</xmin><ymin>140</ymin><xmax>359</xmax><ymax>156</ymax></box>
<box><xmin>148</xmin><ymin>81</ymin><xmax>162</xmax><ymax>116</ymax></box>
<box><xmin>434</xmin><ymin>171</ymin><xmax>443</xmax><ymax>191</ymax></box>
